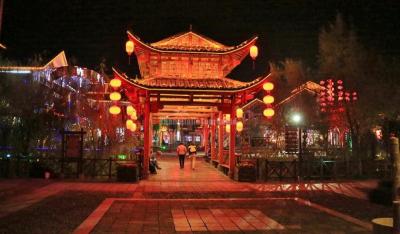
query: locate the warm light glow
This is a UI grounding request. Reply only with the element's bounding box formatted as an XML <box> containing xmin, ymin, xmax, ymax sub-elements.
<box><xmin>236</xmin><ymin>121</ymin><xmax>243</xmax><ymax>132</ymax></box>
<box><xmin>109</xmin><ymin>92</ymin><xmax>121</xmax><ymax>101</ymax></box>
<box><xmin>126</xmin><ymin>105</ymin><xmax>136</xmax><ymax>115</ymax></box>
<box><xmin>263</xmin><ymin>95</ymin><xmax>274</xmax><ymax>104</ymax></box>
<box><xmin>263</xmin><ymin>108</ymin><xmax>275</xmax><ymax>117</ymax></box>
<box><xmin>109</xmin><ymin>105</ymin><xmax>121</xmax><ymax>115</ymax></box>
<box><xmin>225</xmin><ymin>114</ymin><xmax>230</xmax><ymax>121</ymax></box>
<box><xmin>130</xmin><ymin>113</ymin><xmax>138</xmax><ymax>120</ymax></box>
<box><xmin>263</xmin><ymin>82</ymin><xmax>274</xmax><ymax>91</ymax></box>
<box><xmin>109</xmin><ymin>79</ymin><xmax>121</xmax><ymax>88</ymax></box>
<box><xmin>126</xmin><ymin>120</ymin><xmax>133</xmax><ymax>129</ymax></box>
<box><xmin>291</xmin><ymin>113</ymin><xmax>302</xmax><ymax>124</ymax></box>
<box><xmin>236</xmin><ymin>108</ymin><xmax>244</xmax><ymax>118</ymax></box>
<box><xmin>125</xmin><ymin>40</ymin><xmax>134</xmax><ymax>56</ymax></box>
<box><xmin>130</xmin><ymin>122</ymin><xmax>137</xmax><ymax>132</ymax></box>
<box><xmin>225</xmin><ymin>124</ymin><xmax>231</xmax><ymax>133</ymax></box>
<box><xmin>250</xmin><ymin>45</ymin><xmax>258</xmax><ymax>60</ymax></box>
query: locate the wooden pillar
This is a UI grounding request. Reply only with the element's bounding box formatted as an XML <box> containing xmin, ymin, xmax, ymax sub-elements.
<box><xmin>211</xmin><ymin>114</ymin><xmax>216</xmax><ymax>160</ymax></box>
<box><xmin>204</xmin><ymin>120</ymin><xmax>209</xmax><ymax>155</ymax></box>
<box><xmin>228</xmin><ymin>105</ymin><xmax>236</xmax><ymax>178</ymax></box>
<box><xmin>218</xmin><ymin>111</ymin><xmax>224</xmax><ymax>164</ymax></box>
<box><xmin>143</xmin><ymin>94</ymin><xmax>150</xmax><ymax>179</ymax></box>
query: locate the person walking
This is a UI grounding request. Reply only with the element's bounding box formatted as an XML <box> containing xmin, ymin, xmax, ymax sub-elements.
<box><xmin>188</xmin><ymin>142</ymin><xmax>197</xmax><ymax>170</ymax></box>
<box><xmin>176</xmin><ymin>143</ymin><xmax>187</xmax><ymax>169</ymax></box>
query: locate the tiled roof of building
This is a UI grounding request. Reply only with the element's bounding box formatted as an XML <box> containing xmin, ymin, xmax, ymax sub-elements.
<box><xmin>133</xmin><ymin>77</ymin><xmax>262</xmax><ymax>90</ymax></box>
<box><xmin>128</xmin><ymin>31</ymin><xmax>257</xmax><ymax>53</ymax></box>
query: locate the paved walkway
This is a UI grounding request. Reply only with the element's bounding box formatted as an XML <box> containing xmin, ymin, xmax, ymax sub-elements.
<box><xmin>0</xmin><ymin>157</ymin><xmax>382</xmax><ymax>233</ymax></box>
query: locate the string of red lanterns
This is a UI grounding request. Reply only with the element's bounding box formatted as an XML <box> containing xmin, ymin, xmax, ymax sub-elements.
<box><xmin>263</xmin><ymin>82</ymin><xmax>275</xmax><ymax>118</ymax></box>
<box><xmin>318</xmin><ymin>79</ymin><xmax>357</xmax><ymax>113</ymax></box>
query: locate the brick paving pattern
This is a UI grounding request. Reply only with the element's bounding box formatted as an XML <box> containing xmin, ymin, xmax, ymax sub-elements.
<box><xmin>89</xmin><ymin>199</ymin><xmax>369</xmax><ymax>233</ymax></box>
<box><xmin>0</xmin><ymin>157</ymin><xmax>384</xmax><ymax>233</ymax></box>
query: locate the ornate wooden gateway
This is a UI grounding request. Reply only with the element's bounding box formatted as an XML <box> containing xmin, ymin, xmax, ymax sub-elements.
<box><xmin>111</xmin><ymin>30</ymin><xmax>273</xmax><ymax>179</ymax></box>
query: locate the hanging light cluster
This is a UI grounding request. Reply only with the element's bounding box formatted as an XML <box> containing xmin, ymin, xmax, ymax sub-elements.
<box><xmin>109</xmin><ymin>78</ymin><xmax>122</xmax><ymax>115</ymax></box>
<box><xmin>224</xmin><ymin>114</ymin><xmax>231</xmax><ymax>133</ymax></box>
<box><xmin>319</xmin><ymin>79</ymin><xmax>358</xmax><ymax>113</ymax></box>
<box><xmin>262</xmin><ymin>82</ymin><xmax>275</xmax><ymax>118</ymax></box>
<box><xmin>126</xmin><ymin>105</ymin><xmax>138</xmax><ymax>132</ymax></box>
<box><xmin>236</xmin><ymin>108</ymin><xmax>244</xmax><ymax>132</ymax></box>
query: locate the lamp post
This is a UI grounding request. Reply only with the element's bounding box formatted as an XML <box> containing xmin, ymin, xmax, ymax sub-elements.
<box><xmin>291</xmin><ymin>112</ymin><xmax>303</xmax><ymax>179</ymax></box>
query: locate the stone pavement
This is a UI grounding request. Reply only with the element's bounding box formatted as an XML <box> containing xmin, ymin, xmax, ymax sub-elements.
<box><xmin>76</xmin><ymin>198</ymin><xmax>371</xmax><ymax>234</ymax></box>
<box><xmin>0</xmin><ymin>157</ymin><xmax>381</xmax><ymax>233</ymax></box>
<box><xmin>0</xmin><ymin>181</ymin><xmax>137</xmax><ymax>218</ymax></box>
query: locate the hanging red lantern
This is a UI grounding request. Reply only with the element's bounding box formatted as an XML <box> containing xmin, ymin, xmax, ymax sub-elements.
<box><xmin>126</xmin><ymin>120</ymin><xmax>134</xmax><ymax>129</ymax></box>
<box><xmin>263</xmin><ymin>82</ymin><xmax>274</xmax><ymax>91</ymax></box>
<box><xmin>249</xmin><ymin>45</ymin><xmax>258</xmax><ymax>60</ymax></box>
<box><xmin>263</xmin><ymin>108</ymin><xmax>275</xmax><ymax>118</ymax></box>
<box><xmin>236</xmin><ymin>108</ymin><xmax>244</xmax><ymax>119</ymax></box>
<box><xmin>109</xmin><ymin>105</ymin><xmax>121</xmax><ymax>115</ymax></box>
<box><xmin>130</xmin><ymin>122</ymin><xmax>137</xmax><ymax>132</ymax></box>
<box><xmin>125</xmin><ymin>40</ymin><xmax>134</xmax><ymax>64</ymax></box>
<box><xmin>236</xmin><ymin>121</ymin><xmax>244</xmax><ymax>132</ymax></box>
<box><xmin>109</xmin><ymin>92</ymin><xmax>121</xmax><ymax>101</ymax></box>
<box><xmin>125</xmin><ymin>40</ymin><xmax>134</xmax><ymax>56</ymax></box>
<box><xmin>263</xmin><ymin>95</ymin><xmax>274</xmax><ymax>104</ymax></box>
<box><xmin>110</xmin><ymin>79</ymin><xmax>121</xmax><ymax>88</ymax></box>
<box><xmin>126</xmin><ymin>105</ymin><xmax>136</xmax><ymax>116</ymax></box>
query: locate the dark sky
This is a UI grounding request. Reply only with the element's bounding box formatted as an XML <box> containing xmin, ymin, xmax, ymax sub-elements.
<box><xmin>2</xmin><ymin>0</ymin><xmax>400</xmax><ymax>81</ymax></box>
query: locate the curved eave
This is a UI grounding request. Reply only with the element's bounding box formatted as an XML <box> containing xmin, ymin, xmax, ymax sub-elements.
<box><xmin>113</xmin><ymin>67</ymin><xmax>272</xmax><ymax>94</ymax></box>
<box><xmin>127</xmin><ymin>31</ymin><xmax>258</xmax><ymax>55</ymax></box>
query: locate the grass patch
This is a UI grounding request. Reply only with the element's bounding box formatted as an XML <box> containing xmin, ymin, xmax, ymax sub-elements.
<box><xmin>0</xmin><ymin>191</ymin><xmax>129</xmax><ymax>234</ymax></box>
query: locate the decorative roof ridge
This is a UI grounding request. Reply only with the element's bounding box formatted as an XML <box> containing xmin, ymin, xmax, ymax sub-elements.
<box><xmin>113</xmin><ymin>67</ymin><xmax>271</xmax><ymax>93</ymax></box>
<box><xmin>290</xmin><ymin>81</ymin><xmax>324</xmax><ymax>94</ymax></box>
<box><xmin>138</xmin><ymin>76</ymin><xmax>250</xmax><ymax>86</ymax></box>
<box><xmin>241</xmin><ymin>98</ymin><xmax>264</xmax><ymax>110</ymax></box>
<box><xmin>276</xmin><ymin>81</ymin><xmax>322</xmax><ymax>108</ymax></box>
<box><xmin>127</xmin><ymin>30</ymin><xmax>258</xmax><ymax>53</ymax></box>
<box><xmin>150</xmin><ymin>31</ymin><xmax>229</xmax><ymax>49</ymax></box>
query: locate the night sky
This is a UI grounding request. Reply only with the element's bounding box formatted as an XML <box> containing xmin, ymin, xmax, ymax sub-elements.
<box><xmin>2</xmin><ymin>0</ymin><xmax>400</xmax><ymax>81</ymax></box>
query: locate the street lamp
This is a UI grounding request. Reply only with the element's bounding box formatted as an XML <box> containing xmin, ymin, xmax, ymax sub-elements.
<box><xmin>291</xmin><ymin>113</ymin><xmax>302</xmax><ymax>124</ymax></box>
<box><xmin>290</xmin><ymin>112</ymin><xmax>303</xmax><ymax>179</ymax></box>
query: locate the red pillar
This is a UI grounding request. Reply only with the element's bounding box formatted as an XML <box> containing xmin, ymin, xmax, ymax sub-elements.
<box><xmin>211</xmin><ymin>114</ymin><xmax>216</xmax><ymax>160</ymax></box>
<box><xmin>143</xmin><ymin>94</ymin><xmax>150</xmax><ymax>179</ymax></box>
<box><xmin>229</xmin><ymin>105</ymin><xmax>236</xmax><ymax>178</ymax></box>
<box><xmin>218</xmin><ymin>111</ymin><xmax>224</xmax><ymax>164</ymax></box>
<box><xmin>204</xmin><ymin>121</ymin><xmax>209</xmax><ymax>155</ymax></box>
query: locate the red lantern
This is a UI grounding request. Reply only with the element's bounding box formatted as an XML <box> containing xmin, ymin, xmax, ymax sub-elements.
<box><xmin>125</xmin><ymin>40</ymin><xmax>134</xmax><ymax>56</ymax></box>
<box><xmin>250</xmin><ymin>45</ymin><xmax>258</xmax><ymax>60</ymax></box>
<box><xmin>125</xmin><ymin>40</ymin><xmax>134</xmax><ymax>64</ymax></box>
<box><xmin>263</xmin><ymin>108</ymin><xmax>275</xmax><ymax>118</ymax></box>
<box><xmin>110</xmin><ymin>79</ymin><xmax>122</xmax><ymax>88</ymax></box>
<box><xmin>109</xmin><ymin>105</ymin><xmax>121</xmax><ymax>115</ymax></box>
<box><xmin>263</xmin><ymin>82</ymin><xmax>274</xmax><ymax>91</ymax></box>
<box><xmin>263</xmin><ymin>95</ymin><xmax>274</xmax><ymax>104</ymax></box>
